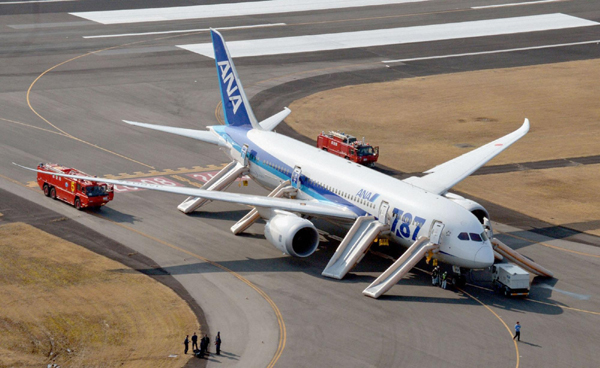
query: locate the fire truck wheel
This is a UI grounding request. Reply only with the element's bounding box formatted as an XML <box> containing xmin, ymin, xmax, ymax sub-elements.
<box><xmin>344</xmin><ymin>156</ymin><xmax>349</xmax><ymax>160</ymax></box>
<box><xmin>322</xmin><ymin>147</ymin><xmax>327</xmax><ymax>151</ymax></box>
<box><xmin>75</xmin><ymin>198</ymin><xmax>82</xmax><ymax>210</ymax></box>
<box><xmin>50</xmin><ymin>187</ymin><xmax>57</xmax><ymax>199</ymax></box>
<box><xmin>43</xmin><ymin>184</ymin><xmax>50</xmax><ymax>197</ymax></box>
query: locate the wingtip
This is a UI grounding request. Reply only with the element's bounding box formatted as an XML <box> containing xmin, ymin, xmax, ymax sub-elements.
<box><xmin>522</xmin><ymin>118</ymin><xmax>530</xmax><ymax>132</ymax></box>
<box><xmin>12</xmin><ymin>162</ymin><xmax>33</xmax><ymax>171</ymax></box>
<box><xmin>122</xmin><ymin>119</ymin><xmax>143</xmax><ymax>127</ymax></box>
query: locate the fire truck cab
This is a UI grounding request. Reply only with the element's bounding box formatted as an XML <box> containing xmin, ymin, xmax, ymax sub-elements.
<box><xmin>317</xmin><ymin>131</ymin><xmax>379</xmax><ymax>166</ymax></box>
<box><xmin>37</xmin><ymin>163</ymin><xmax>114</xmax><ymax>210</ymax></box>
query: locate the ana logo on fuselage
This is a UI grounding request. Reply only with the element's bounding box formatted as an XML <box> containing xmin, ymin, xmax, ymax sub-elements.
<box><xmin>218</xmin><ymin>60</ymin><xmax>242</xmax><ymax>114</ymax></box>
<box><xmin>356</xmin><ymin>189</ymin><xmax>378</xmax><ymax>201</ymax></box>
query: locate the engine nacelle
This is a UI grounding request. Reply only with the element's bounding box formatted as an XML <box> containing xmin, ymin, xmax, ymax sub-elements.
<box><xmin>264</xmin><ymin>213</ymin><xmax>319</xmax><ymax>257</ymax></box>
<box><xmin>444</xmin><ymin>193</ymin><xmax>490</xmax><ymax>225</ymax></box>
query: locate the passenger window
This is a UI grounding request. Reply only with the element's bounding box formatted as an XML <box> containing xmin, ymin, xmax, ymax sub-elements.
<box><xmin>469</xmin><ymin>233</ymin><xmax>483</xmax><ymax>242</ymax></box>
<box><xmin>458</xmin><ymin>232</ymin><xmax>469</xmax><ymax>241</ymax></box>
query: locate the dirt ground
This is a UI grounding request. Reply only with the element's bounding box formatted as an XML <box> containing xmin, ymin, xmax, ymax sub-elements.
<box><xmin>287</xmin><ymin>59</ymin><xmax>600</xmax><ymax>236</ymax></box>
<box><xmin>0</xmin><ymin>222</ymin><xmax>198</xmax><ymax>368</ymax></box>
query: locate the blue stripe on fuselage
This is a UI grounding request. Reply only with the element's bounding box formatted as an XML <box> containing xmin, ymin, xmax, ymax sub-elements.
<box><xmin>212</xmin><ymin>125</ymin><xmax>367</xmax><ymax>216</ymax></box>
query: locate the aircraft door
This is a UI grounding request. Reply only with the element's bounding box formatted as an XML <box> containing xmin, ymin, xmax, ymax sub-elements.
<box><xmin>240</xmin><ymin>144</ymin><xmax>249</xmax><ymax>166</ymax></box>
<box><xmin>378</xmin><ymin>201</ymin><xmax>390</xmax><ymax>225</ymax></box>
<box><xmin>429</xmin><ymin>220</ymin><xmax>445</xmax><ymax>245</ymax></box>
<box><xmin>291</xmin><ymin>166</ymin><xmax>302</xmax><ymax>189</ymax></box>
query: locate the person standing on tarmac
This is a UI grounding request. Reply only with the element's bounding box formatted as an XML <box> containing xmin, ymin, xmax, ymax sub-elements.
<box><xmin>200</xmin><ymin>335</ymin><xmax>207</xmax><ymax>358</ymax></box>
<box><xmin>205</xmin><ymin>334</ymin><xmax>211</xmax><ymax>354</ymax></box>
<box><xmin>191</xmin><ymin>332</ymin><xmax>199</xmax><ymax>351</ymax></box>
<box><xmin>513</xmin><ymin>322</ymin><xmax>521</xmax><ymax>341</ymax></box>
<box><xmin>432</xmin><ymin>266</ymin><xmax>439</xmax><ymax>286</ymax></box>
<box><xmin>184</xmin><ymin>335</ymin><xmax>189</xmax><ymax>355</ymax></box>
<box><xmin>215</xmin><ymin>332</ymin><xmax>222</xmax><ymax>355</ymax></box>
<box><xmin>441</xmin><ymin>271</ymin><xmax>448</xmax><ymax>289</ymax></box>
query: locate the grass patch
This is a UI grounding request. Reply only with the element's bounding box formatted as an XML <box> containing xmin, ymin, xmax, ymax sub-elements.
<box><xmin>0</xmin><ymin>222</ymin><xmax>198</xmax><ymax>368</ymax></box>
<box><xmin>287</xmin><ymin>59</ymin><xmax>600</xmax><ymax>234</ymax></box>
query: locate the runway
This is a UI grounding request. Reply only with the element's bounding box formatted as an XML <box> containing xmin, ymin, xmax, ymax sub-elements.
<box><xmin>1</xmin><ymin>0</ymin><xmax>600</xmax><ymax>367</ymax></box>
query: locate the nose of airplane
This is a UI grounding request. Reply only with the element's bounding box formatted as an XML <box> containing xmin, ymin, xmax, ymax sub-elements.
<box><xmin>474</xmin><ymin>244</ymin><xmax>495</xmax><ymax>268</ymax></box>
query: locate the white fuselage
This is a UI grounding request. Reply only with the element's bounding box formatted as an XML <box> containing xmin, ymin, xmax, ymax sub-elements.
<box><xmin>213</xmin><ymin>126</ymin><xmax>495</xmax><ymax>270</ymax></box>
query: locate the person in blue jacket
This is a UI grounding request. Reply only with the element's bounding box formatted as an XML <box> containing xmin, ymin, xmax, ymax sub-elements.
<box><xmin>513</xmin><ymin>322</ymin><xmax>521</xmax><ymax>341</ymax></box>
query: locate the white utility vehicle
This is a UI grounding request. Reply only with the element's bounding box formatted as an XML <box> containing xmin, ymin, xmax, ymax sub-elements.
<box><xmin>492</xmin><ymin>263</ymin><xmax>530</xmax><ymax>297</ymax></box>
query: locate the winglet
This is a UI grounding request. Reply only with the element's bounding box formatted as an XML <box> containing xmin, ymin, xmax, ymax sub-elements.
<box><xmin>210</xmin><ymin>29</ymin><xmax>262</xmax><ymax>130</ymax></box>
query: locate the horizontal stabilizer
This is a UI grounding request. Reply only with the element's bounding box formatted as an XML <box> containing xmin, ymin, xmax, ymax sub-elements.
<box><xmin>123</xmin><ymin>120</ymin><xmax>222</xmax><ymax>145</ymax></box>
<box><xmin>260</xmin><ymin>107</ymin><xmax>291</xmax><ymax>131</ymax></box>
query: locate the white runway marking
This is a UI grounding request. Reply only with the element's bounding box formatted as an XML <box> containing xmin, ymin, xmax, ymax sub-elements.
<box><xmin>69</xmin><ymin>0</ymin><xmax>427</xmax><ymax>25</ymax></box>
<box><xmin>472</xmin><ymin>0</ymin><xmax>564</xmax><ymax>9</ymax></box>
<box><xmin>177</xmin><ymin>14</ymin><xmax>598</xmax><ymax>59</ymax></box>
<box><xmin>382</xmin><ymin>39</ymin><xmax>600</xmax><ymax>63</ymax></box>
<box><xmin>83</xmin><ymin>23</ymin><xmax>286</xmax><ymax>39</ymax></box>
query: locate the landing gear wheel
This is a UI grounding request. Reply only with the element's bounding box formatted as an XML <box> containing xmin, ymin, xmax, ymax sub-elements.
<box><xmin>50</xmin><ymin>187</ymin><xmax>56</xmax><ymax>199</ymax></box>
<box><xmin>43</xmin><ymin>184</ymin><xmax>50</xmax><ymax>197</ymax></box>
<box><xmin>75</xmin><ymin>198</ymin><xmax>82</xmax><ymax>211</ymax></box>
<box><xmin>456</xmin><ymin>275</ymin><xmax>467</xmax><ymax>287</ymax></box>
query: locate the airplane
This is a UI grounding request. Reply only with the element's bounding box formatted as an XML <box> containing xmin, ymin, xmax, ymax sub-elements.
<box><xmin>16</xmin><ymin>29</ymin><xmax>553</xmax><ymax>298</ymax></box>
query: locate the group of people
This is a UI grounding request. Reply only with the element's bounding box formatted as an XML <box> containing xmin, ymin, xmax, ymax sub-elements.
<box><xmin>431</xmin><ymin>266</ymin><xmax>448</xmax><ymax>289</ymax></box>
<box><xmin>184</xmin><ymin>331</ymin><xmax>222</xmax><ymax>358</ymax></box>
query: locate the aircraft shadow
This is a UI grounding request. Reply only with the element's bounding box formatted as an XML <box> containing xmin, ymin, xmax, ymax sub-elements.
<box><xmin>376</xmin><ymin>294</ymin><xmax>475</xmax><ymax>304</ymax></box>
<box><xmin>186</xmin><ymin>209</ymin><xmax>255</xmax><ymax>222</ymax></box>
<box><xmin>110</xmin><ymin>255</ymin><xmax>565</xmax><ymax>315</ymax></box>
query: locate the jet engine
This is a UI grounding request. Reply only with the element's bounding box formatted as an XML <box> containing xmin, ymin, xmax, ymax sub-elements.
<box><xmin>264</xmin><ymin>213</ymin><xmax>319</xmax><ymax>257</ymax></box>
<box><xmin>444</xmin><ymin>193</ymin><xmax>490</xmax><ymax>225</ymax></box>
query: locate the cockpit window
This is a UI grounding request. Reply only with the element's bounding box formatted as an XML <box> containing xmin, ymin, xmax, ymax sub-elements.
<box><xmin>458</xmin><ymin>232</ymin><xmax>469</xmax><ymax>241</ymax></box>
<box><xmin>480</xmin><ymin>231</ymin><xmax>489</xmax><ymax>241</ymax></box>
<box><xmin>469</xmin><ymin>233</ymin><xmax>483</xmax><ymax>242</ymax></box>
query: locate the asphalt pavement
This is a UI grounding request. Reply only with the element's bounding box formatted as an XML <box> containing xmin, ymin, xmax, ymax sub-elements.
<box><xmin>1</xmin><ymin>1</ymin><xmax>599</xmax><ymax>367</ymax></box>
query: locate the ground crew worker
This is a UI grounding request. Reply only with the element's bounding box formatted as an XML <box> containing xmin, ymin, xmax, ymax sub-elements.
<box><xmin>191</xmin><ymin>332</ymin><xmax>198</xmax><ymax>351</ymax></box>
<box><xmin>215</xmin><ymin>332</ymin><xmax>222</xmax><ymax>355</ymax></box>
<box><xmin>513</xmin><ymin>322</ymin><xmax>521</xmax><ymax>341</ymax></box>
<box><xmin>200</xmin><ymin>335</ymin><xmax>207</xmax><ymax>358</ymax></box>
<box><xmin>184</xmin><ymin>335</ymin><xmax>189</xmax><ymax>354</ymax></box>
<box><xmin>205</xmin><ymin>334</ymin><xmax>211</xmax><ymax>354</ymax></box>
<box><xmin>441</xmin><ymin>271</ymin><xmax>448</xmax><ymax>289</ymax></box>
<box><xmin>432</xmin><ymin>266</ymin><xmax>439</xmax><ymax>286</ymax></box>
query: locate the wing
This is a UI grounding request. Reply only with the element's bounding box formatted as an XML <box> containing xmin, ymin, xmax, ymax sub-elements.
<box><xmin>403</xmin><ymin>119</ymin><xmax>529</xmax><ymax>195</ymax></box>
<box><xmin>123</xmin><ymin>120</ymin><xmax>223</xmax><ymax>145</ymax></box>
<box><xmin>15</xmin><ymin>163</ymin><xmax>357</xmax><ymax>219</ymax></box>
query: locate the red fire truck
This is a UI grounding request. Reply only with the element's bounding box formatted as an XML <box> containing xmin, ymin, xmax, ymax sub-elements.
<box><xmin>317</xmin><ymin>131</ymin><xmax>379</xmax><ymax>166</ymax></box>
<box><xmin>37</xmin><ymin>163</ymin><xmax>114</xmax><ymax>210</ymax></box>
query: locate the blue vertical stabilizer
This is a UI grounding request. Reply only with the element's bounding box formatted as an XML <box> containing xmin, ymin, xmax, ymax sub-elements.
<box><xmin>211</xmin><ymin>29</ymin><xmax>261</xmax><ymax>129</ymax></box>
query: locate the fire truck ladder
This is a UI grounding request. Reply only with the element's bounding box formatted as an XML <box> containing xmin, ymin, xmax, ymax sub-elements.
<box><xmin>492</xmin><ymin>238</ymin><xmax>554</xmax><ymax>278</ymax></box>
<box><xmin>230</xmin><ymin>180</ymin><xmax>296</xmax><ymax>235</ymax></box>
<box><xmin>363</xmin><ymin>236</ymin><xmax>438</xmax><ymax>298</ymax></box>
<box><xmin>321</xmin><ymin>216</ymin><xmax>389</xmax><ymax>280</ymax></box>
<box><xmin>177</xmin><ymin>160</ymin><xmax>248</xmax><ymax>214</ymax></box>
